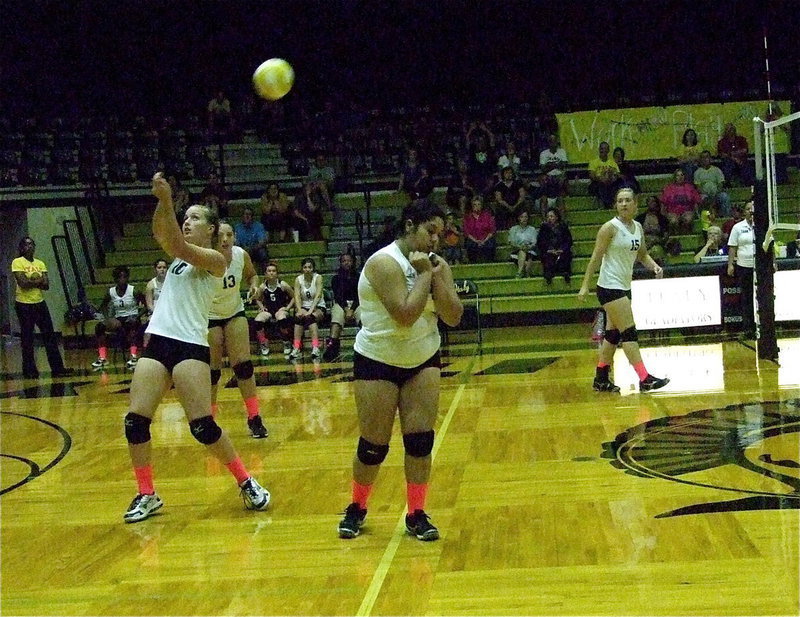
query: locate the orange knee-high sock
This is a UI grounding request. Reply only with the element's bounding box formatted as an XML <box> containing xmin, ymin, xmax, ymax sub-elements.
<box><xmin>98</xmin><ymin>346</ymin><xmax>107</xmax><ymax>360</ymax></box>
<box><xmin>256</xmin><ymin>329</ymin><xmax>268</xmax><ymax>344</ymax></box>
<box><xmin>633</xmin><ymin>362</ymin><xmax>649</xmax><ymax>380</ymax></box>
<box><xmin>244</xmin><ymin>396</ymin><xmax>260</xmax><ymax>420</ymax></box>
<box><xmin>407</xmin><ymin>482</ymin><xmax>428</xmax><ymax>513</ymax></box>
<box><xmin>226</xmin><ymin>457</ymin><xmax>250</xmax><ymax>485</ymax></box>
<box><xmin>130</xmin><ymin>345</ymin><xmax>138</xmax><ymax>357</ymax></box>
<box><xmin>134</xmin><ymin>465</ymin><xmax>155</xmax><ymax>495</ymax></box>
<box><xmin>352</xmin><ymin>481</ymin><xmax>373</xmax><ymax>509</ymax></box>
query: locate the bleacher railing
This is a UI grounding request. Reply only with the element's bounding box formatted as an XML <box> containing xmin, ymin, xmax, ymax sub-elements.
<box><xmin>75</xmin><ymin>204</ymin><xmax>104</xmax><ymax>279</ymax></box>
<box><xmin>63</xmin><ymin>219</ymin><xmax>93</xmax><ymax>293</ymax></box>
<box><xmin>51</xmin><ymin>235</ymin><xmax>84</xmax><ymax>313</ymax></box>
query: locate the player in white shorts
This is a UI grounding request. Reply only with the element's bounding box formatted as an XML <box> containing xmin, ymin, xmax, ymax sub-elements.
<box><xmin>121</xmin><ymin>173</ymin><xmax>270</xmax><ymax>523</ymax></box>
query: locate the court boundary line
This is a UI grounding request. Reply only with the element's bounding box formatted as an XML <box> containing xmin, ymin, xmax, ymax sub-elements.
<box><xmin>355</xmin><ymin>381</ymin><xmax>467</xmax><ymax>617</ymax></box>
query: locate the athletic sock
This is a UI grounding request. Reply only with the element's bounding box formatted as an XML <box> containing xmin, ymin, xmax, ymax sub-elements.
<box><xmin>311</xmin><ymin>338</ymin><xmax>320</xmax><ymax>348</ymax></box>
<box><xmin>210</xmin><ymin>403</ymin><xmax>219</xmax><ymax>419</ymax></box>
<box><xmin>226</xmin><ymin>457</ymin><xmax>250</xmax><ymax>485</ymax></box>
<box><xmin>129</xmin><ymin>345</ymin><xmax>138</xmax><ymax>357</ymax></box>
<box><xmin>134</xmin><ymin>465</ymin><xmax>154</xmax><ymax>495</ymax></box>
<box><xmin>633</xmin><ymin>362</ymin><xmax>649</xmax><ymax>381</ymax></box>
<box><xmin>98</xmin><ymin>346</ymin><xmax>107</xmax><ymax>360</ymax></box>
<box><xmin>256</xmin><ymin>330</ymin><xmax>268</xmax><ymax>344</ymax></box>
<box><xmin>407</xmin><ymin>482</ymin><xmax>428</xmax><ymax>513</ymax></box>
<box><xmin>293</xmin><ymin>339</ymin><xmax>301</xmax><ymax>349</ymax></box>
<box><xmin>352</xmin><ymin>481</ymin><xmax>373</xmax><ymax>509</ymax></box>
<box><xmin>244</xmin><ymin>396</ymin><xmax>260</xmax><ymax>420</ymax></box>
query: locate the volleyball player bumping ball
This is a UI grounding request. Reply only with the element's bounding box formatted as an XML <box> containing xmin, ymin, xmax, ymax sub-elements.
<box><xmin>122</xmin><ymin>173</ymin><xmax>270</xmax><ymax>523</ymax></box>
<box><xmin>338</xmin><ymin>199</ymin><xmax>463</xmax><ymax>541</ymax></box>
<box><xmin>208</xmin><ymin>221</ymin><xmax>269</xmax><ymax>439</ymax></box>
<box><xmin>578</xmin><ymin>187</ymin><xmax>670</xmax><ymax>393</ymax></box>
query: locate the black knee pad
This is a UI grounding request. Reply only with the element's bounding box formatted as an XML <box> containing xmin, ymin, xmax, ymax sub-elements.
<box><xmin>403</xmin><ymin>430</ymin><xmax>434</xmax><ymax>458</ymax></box>
<box><xmin>210</xmin><ymin>368</ymin><xmax>222</xmax><ymax>385</ymax></box>
<box><xmin>357</xmin><ymin>437</ymin><xmax>389</xmax><ymax>466</ymax></box>
<box><xmin>124</xmin><ymin>412</ymin><xmax>152</xmax><ymax>445</ymax></box>
<box><xmin>604</xmin><ymin>328</ymin><xmax>620</xmax><ymax>345</ymax></box>
<box><xmin>232</xmin><ymin>360</ymin><xmax>254</xmax><ymax>380</ymax></box>
<box><xmin>619</xmin><ymin>326</ymin><xmax>638</xmax><ymax>343</ymax></box>
<box><xmin>188</xmin><ymin>415</ymin><xmax>222</xmax><ymax>445</ymax></box>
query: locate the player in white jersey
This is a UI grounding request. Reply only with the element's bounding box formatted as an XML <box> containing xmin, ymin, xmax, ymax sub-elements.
<box><xmin>142</xmin><ymin>258</ymin><xmax>168</xmax><ymax>349</ymax></box>
<box><xmin>208</xmin><ymin>221</ymin><xmax>268</xmax><ymax>438</ymax></box>
<box><xmin>338</xmin><ymin>199</ymin><xmax>463</xmax><ymax>542</ymax></box>
<box><xmin>578</xmin><ymin>187</ymin><xmax>669</xmax><ymax>393</ymax></box>
<box><xmin>121</xmin><ymin>173</ymin><xmax>270</xmax><ymax>524</ymax></box>
<box><xmin>290</xmin><ymin>257</ymin><xmax>327</xmax><ymax>359</ymax></box>
<box><xmin>91</xmin><ymin>265</ymin><xmax>146</xmax><ymax>370</ymax></box>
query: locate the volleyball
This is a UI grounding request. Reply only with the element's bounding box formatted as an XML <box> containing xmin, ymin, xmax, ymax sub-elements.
<box><xmin>252</xmin><ymin>58</ymin><xmax>294</xmax><ymax>100</ymax></box>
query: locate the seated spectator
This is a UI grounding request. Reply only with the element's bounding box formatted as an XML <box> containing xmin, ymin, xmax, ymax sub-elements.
<box><xmin>292</xmin><ymin>180</ymin><xmax>327</xmax><ymax>241</ymax></box>
<box><xmin>693</xmin><ymin>225</ymin><xmax>728</xmax><ymax>263</ymax></box>
<box><xmin>588</xmin><ymin>141</ymin><xmax>620</xmax><ymax>208</ymax></box>
<box><xmin>497</xmin><ymin>141</ymin><xmax>521</xmax><ymax>175</ymax></box>
<box><xmin>693</xmin><ymin>150</ymin><xmax>731</xmax><ymax>217</ymax></box>
<box><xmin>463</xmin><ymin>195</ymin><xmax>497</xmax><ymax>263</ymax></box>
<box><xmin>398</xmin><ymin>147</ymin><xmax>422</xmax><ymax>197</ymax></box>
<box><xmin>254</xmin><ymin>261</ymin><xmax>295</xmax><ymax>358</ymax></box>
<box><xmin>412</xmin><ymin>163</ymin><xmax>435</xmax><ymax>199</ymax></box>
<box><xmin>259</xmin><ymin>182</ymin><xmax>294</xmax><ymax>242</ymax></box>
<box><xmin>308</xmin><ymin>153</ymin><xmax>337</xmax><ymax>201</ymax></box>
<box><xmin>91</xmin><ymin>266</ymin><xmax>145</xmax><ymax>371</ymax></box>
<box><xmin>143</xmin><ymin>258</ymin><xmax>168</xmax><ymax>348</ymax></box>
<box><xmin>445</xmin><ymin>159</ymin><xmax>475</xmax><ymax>214</ymax></box>
<box><xmin>441</xmin><ymin>211</ymin><xmax>463</xmax><ymax>265</ymax></box>
<box><xmin>537</xmin><ymin>208</ymin><xmax>573</xmax><ymax>285</ymax></box>
<box><xmin>234</xmin><ymin>207</ymin><xmax>269</xmax><ymax>269</ymax></box>
<box><xmin>660</xmin><ymin>168</ymin><xmax>702</xmax><ymax>232</ymax></box>
<box><xmin>290</xmin><ymin>258</ymin><xmax>327</xmax><ymax>360</ymax></box>
<box><xmin>465</xmin><ymin>121</ymin><xmax>497</xmax><ymax>195</ymax></box>
<box><xmin>198</xmin><ymin>171</ymin><xmax>229</xmax><ymax>217</ymax></box>
<box><xmin>717</xmin><ymin>122</ymin><xmax>753</xmax><ymax>186</ymax></box>
<box><xmin>677</xmin><ymin>128</ymin><xmax>702</xmax><ymax>182</ymax></box>
<box><xmin>612</xmin><ymin>147</ymin><xmax>640</xmax><ymax>194</ymax></box>
<box><xmin>208</xmin><ymin>90</ymin><xmax>233</xmax><ymax>140</ymax></box>
<box><xmin>493</xmin><ymin>166</ymin><xmax>525</xmax><ymax>230</ymax></box>
<box><xmin>538</xmin><ymin>134</ymin><xmax>569</xmax><ymax>215</ymax></box>
<box><xmin>635</xmin><ymin>196</ymin><xmax>670</xmax><ymax>265</ymax></box>
<box><xmin>508</xmin><ymin>210</ymin><xmax>538</xmax><ymax>278</ymax></box>
<box><xmin>323</xmin><ymin>253</ymin><xmax>361</xmax><ymax>361</ymax></box>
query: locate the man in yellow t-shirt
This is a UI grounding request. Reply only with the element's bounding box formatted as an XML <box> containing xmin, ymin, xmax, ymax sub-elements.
<box><xmin>11</xmin><ymin>237</ymin><xmax>72</xmax><ymax>379</ymax></box>
<box><xmin>588</xmin><ymin>141</ymin><xmax>620</xmax><ymax>208</ymax></box>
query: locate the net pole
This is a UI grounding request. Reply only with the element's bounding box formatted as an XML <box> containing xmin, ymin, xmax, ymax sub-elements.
<box><xmin>753</xmin><ymin>178</ymin><xmax>779</xmax><ymax>362</ymax></box>
<box><xmin>763</xmin><ymin>25</ymin><xmax>773</xmax><ymax>116</ymax></box>
<box><xmin>753</xmin><ymin>117</ymin><xmax>764</xmax><ymax>181</ymax></box>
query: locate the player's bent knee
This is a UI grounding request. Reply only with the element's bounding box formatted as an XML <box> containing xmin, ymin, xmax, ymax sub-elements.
<box><xmin>210</xmin><ymin>368</ymin><xmax>222</xmax><ymax>385</ymax></box>
<box><xmin>604</xmin><ymin>328</ymin><xmax>620</xmax><ymax>345</ymax></box>
<box><xmin>620</xmin><ymin>326</ymin><xmax>638</xmax><ymax>343</ymax></box>
<box><xmin>233</xmin><ymin>360</ymin><xmax>254</xmax><ymax>380</ymax></box>
<box><xmin>357</xmin><ymin>437</ymin><xmax>389</xmax><ymax>465</ymax></box>
<box><xmin>188</xmin><ymin>415</ymin><xmax>222</xmax><ymax>445</ymax></box>
<box><xmin>403</xmin><ymin>430</ymin><xmax>434</xmax><ymax>457</ymax></box>
<box><xmin>124</xmin><ymin>412</ymin><xmax>152</xmax><ymax>444</ymax></box>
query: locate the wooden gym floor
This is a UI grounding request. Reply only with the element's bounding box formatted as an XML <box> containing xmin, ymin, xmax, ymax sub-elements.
<box><xmin>1</xmin><ymin>325</ymin><xmax>798</xmax><ymax>616</ymax></box>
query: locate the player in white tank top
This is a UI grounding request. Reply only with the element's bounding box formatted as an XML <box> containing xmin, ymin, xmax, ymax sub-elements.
<box><xmin>290</xmin><ymin>258</ymin><xmax>327</xmax><ymax>359</ymax></box>
<box><xmin>122</xmin><ymin>174</ymin><xmax>270</xmax><ymax>525</ymax></box>
<box><xmin>337</xmin><ymin>199</ymin><xmax>463</xmax><ymax>542</ymax></box>
<box><xmin>578</xmin><ymin>187</ymin><xmax>669</xmax><ymax>393</ymax></box>
<box><xmin>207</xmin><ymin>223</ymin><xmax>268</xmax><ymax>439</ymax></box>
<box><xmin>92</xmin><ymin>265</ymin><xmax>145</xmax><ymax>370</ymax></box>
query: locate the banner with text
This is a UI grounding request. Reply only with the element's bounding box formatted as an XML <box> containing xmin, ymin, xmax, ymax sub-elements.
<box><xmin>557</xmin><ymin>100</ymin><xmax>791</xmax><ymax>164</ymax></box>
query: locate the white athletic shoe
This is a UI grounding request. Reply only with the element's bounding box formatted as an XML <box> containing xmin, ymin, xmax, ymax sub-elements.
<box><xmin>123</xmin><ymin>493</ymin><xmax>163</xmax><ymax>523</ymax></box>
<box><xmin>289</xmin><ymin>347</ymin><xmax>300</xmax><ymax>360</ymax></box>
<box><xmin>91</xmin><ymin>357</ymin><xmax>108</xmax><ymax>370</ymax></box>
<box><xmin>126</xmin><ymin>355</ymin><xmax>138</xmax><ymax>369</ymax></box>
<box><xmin>310</xmin><ymin>346</ymin><xmax>321</xmax><ymax>359</ymax></box>
<box><xmin>283</xmin><ymin>343</ymin><xmax>292</xmax><ymax>358</ymax></box>
<box><xmin>240</xmin><ymin>477</ymin><xmax>271</xmax><ymax>511</ymax></box>
<box><xmin>259</xmin><ymin>343</ymin><xmax>270</xmax><ymax>357</ymax></box>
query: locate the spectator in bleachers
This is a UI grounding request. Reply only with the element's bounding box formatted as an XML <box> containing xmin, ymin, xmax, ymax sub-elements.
<box><xmin>717</xmin><ymin>122</ymin><xmax>752</xmax><ymax>186</ymax></box>
<box><xmin>198</xmin><ymin>171</ymin><xmax>229</xmax><ymax>218</ymax></box>
<box><xmin>290</xmin><ymin>257</ymin><xmax>327</xmax><ymax>360</ymax></box>
<box><xmin>721</xmin><ymin>203</ymin><xmax>743</xmax><ymax>245</ymax></box>
<box><xmin>143</xmin><ymin>258</ymin><xmax>168</xmax><ymax>348</ymax></box>
<box><xmin>635</xmin><ymin>196</ymin><xmax>670</xmax><ymax>265</ymax></box>
<box><xmin>234</xmin><ymin>207</ymin><xmax>269</xmax><ymax>269</ymax></box>
<box><xmin>292</xmin><ymin>180</ymin><xmax>328</xmax><ymax>241</ymax></box>
<box><xmin>538</xmin><ymin>134</ymin><xmax>569</xmax><ymax>216</ymax></box>
<box><xmin>537</xmin><ymin>208</ymin><xmax>573</xmax><ymax>285</ymax></box>
<box><xmin>660</xmin><ymin>168</ymin><xmax>702</xmax><ymax>232</ymax></box>
<box><xmin>693</xmin><ymin>225</ymin><xmax>727</xmax><ymax>263</ymax></box>
<box><xmin>463</xmin><ymin>195</ymin><xmax>497</xmax><ymax>263</ymax></box>
<box><xmin>445</xmin><ymin>159</ymin><xmax>475</xmax><ymax>214</ymax></box>
<box><xmin>497</xmin><ymin>141</ymin><xmax>521</xmax><ymax>175</ymax></box>
<box><xmin>254</xmin><ymin>261</ymin><xmax>295</xmax><ymax>358</ymax></box>
<box><xmin>308</xmin><ymin>153</ymin><xmax>337</xmax><ymax>200</ymax></box>
<box><xmin>323</xmin><ymin>252</ymin><xmax>361</xmax><ymax>361</ymax></box>
<box><xmin>465</xmin><ymin>121</ymin><xmax>497</xmax><ymax>195</ymax></box>
<box><xmin>493</xmin><ymin>165</ymin><xmax>526</xmax><ymax>230</ymax></box>
<box><xmin>208</xmin><ymin>90</ymin><xmax>233</xmax><ymax>141</ymax></box>
<box><xmin>612</xmin><ymin>147</ymin><xmax>640</xmax><ymax>194</ymax></box>
<box><xmin>677</xmin><ymin>128</ymin><xmax>702</xmax><ymax>183</ymax></box>
<box><xmin>441</xmin><ymin>211</ymin><xmax>463</xmax><ymax>265</ymax></box>
<box><xmin>412</xmin><ymin>163</ymin><xmax>435</xmax><ymax>199</ymax></box>
<box><xmin>398</xmin><ymin>147</ymin><xmax>423</xmax><ymax>197</ymax></box>
<box><xmin>588</xmin><ymin>141</ymin><xmax>620</xmax><ymax>208</ymax></box>
<box><xmin>693</xmin><ymin>150</ymin><xmax>731</xmax><ymax>217</ymax></box>
<box><xmin>508</xmin><ymin>210</ymin><xmax>538</xmax><ymax>278</ymax></box>
<box><xmin>91</xmin><ymin>265</ymin><xmax>146</xmax><ymax>371</ymax></box>
<box><xmin>259</xmin><ymin>182</ymin><xmax>294</xmax><ymax>242</ymax></box>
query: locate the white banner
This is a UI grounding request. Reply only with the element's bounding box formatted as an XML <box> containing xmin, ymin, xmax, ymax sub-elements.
<box><xmin>631</xmin><ymin>276</ymin><xmax>721</xmax><ymax>330</ymax></box>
